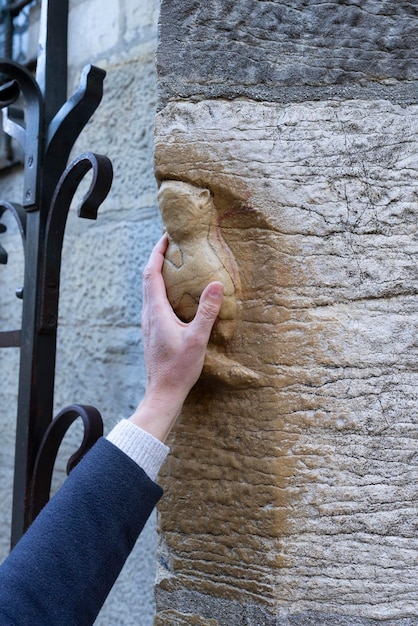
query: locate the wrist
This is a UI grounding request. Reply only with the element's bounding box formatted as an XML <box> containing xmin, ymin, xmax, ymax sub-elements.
<box><xmin>128</xmin><ymin>392</ymin><xmax>184</xmax><ymax>442</ymax></box>
<box><xmin>107</xmin><ymin>420</ymin><xmax>169</xmax><ymax>480</ymax></box>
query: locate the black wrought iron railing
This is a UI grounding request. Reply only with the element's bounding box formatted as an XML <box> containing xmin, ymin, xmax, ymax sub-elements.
<box><xmin>0</xmin><ymin>0</ymin><xmax>112</xmax><ymax>548</ymax></box>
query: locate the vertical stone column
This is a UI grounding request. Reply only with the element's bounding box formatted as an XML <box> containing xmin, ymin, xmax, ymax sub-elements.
<box><xmin>154</xmin><ymin>2</ymin><xmax>418</xmax><ymax>624</ymax></box>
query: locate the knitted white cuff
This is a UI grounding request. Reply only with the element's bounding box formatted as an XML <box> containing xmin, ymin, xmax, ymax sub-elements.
<box><xmin>106</xmin><ymin>419</ymin><xmax>170</xmax><ymax>481</ymax></box>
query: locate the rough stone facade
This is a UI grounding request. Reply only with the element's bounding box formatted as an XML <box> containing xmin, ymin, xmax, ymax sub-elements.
<box><xmin>155</xmin><ymin>1</ymin><xmax>418</xmax><ymax>624</ymax></box>
<box><xmin>0</xmin><ymin>1</ymin><xmax>161</xmax><ymax>624</ymax></box>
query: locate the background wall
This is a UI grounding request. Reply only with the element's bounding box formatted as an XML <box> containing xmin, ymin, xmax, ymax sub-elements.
<box><xmin>0</xmin><ymin>1</ymin><xmax>161</xmax><ymax>624</ymax></box>
<box><xmin>154</xmin><ymin>1</ymin><xmax>418</xmax><ymax>624</ymax></box>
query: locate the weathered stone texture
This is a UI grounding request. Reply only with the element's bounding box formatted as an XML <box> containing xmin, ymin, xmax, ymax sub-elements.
<box><xmin>154</xmin><ymin>99</ymin><xmax>418</xmax><ymax>623</ymax></box>
<box><xmin>157</xmin><ymin>0</ymin><xmax>418</xmax><ymax>106</ymax></box>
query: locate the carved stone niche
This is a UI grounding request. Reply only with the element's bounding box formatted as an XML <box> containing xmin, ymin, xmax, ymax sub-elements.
<box><xmin>154</xmin><ymin>99</ymin><xmax>418</xmax><ymax>625</ymax></box>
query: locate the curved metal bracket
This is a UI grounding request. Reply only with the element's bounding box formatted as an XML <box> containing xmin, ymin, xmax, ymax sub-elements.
<box><xmin>0</xmin><ymin>79</ymin><xmax>21</xmax><ymax>107</ymax></box>
<box><xmin>47</xmin><ymin>64</ymin><xmax>106</xmax><ymax>154</ymax></box>
<box><xmin>0</xmin><ymin>59</ymin><xmax>43</xmax><ymax>209</ymax></box>
<box><xmin>43</xmin><ymin>64</ymin><xmax>107</xmax><ymax>203</ymax></box>
<box><xmin>30</xmin><ymin>403</ymin><xmax>103</xmax><ymax>522</ymax></box>
<box><xmin>39</xmin><ymin>151</ymin><xmax>113</xmax><ymax>332</ymax></box>
<box><xmin>0</xmin><ymin>59</ymin><xmax>42</xmax><ymax>115</ymax></box>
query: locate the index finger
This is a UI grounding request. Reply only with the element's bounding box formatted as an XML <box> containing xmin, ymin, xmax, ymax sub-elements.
<box><xmin>142</xmin><ymin>233</ymin><xmax>170</xmax><ymax>309</ymax></box>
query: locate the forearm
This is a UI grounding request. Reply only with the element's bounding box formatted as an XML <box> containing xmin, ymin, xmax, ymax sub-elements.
<box><xmin>0</xmin><ymin>232</ymin><xmax>222</xmax><ymax>625</ymax></box>
<box><xmin>0</xmin><ymin>439</ymin><xmax>162</xmax><ymax>626</ymax></box>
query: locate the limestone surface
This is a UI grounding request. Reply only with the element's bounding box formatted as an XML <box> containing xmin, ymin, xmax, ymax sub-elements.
<box><xmin>158</xmin><ymin>0</ymin><xmax>418</xmax><ymax>107</ymax></box>
<box><xmin>154</xmin><ymin>98</ymin><xmax>418</xmax><ymax>624</ymax></box>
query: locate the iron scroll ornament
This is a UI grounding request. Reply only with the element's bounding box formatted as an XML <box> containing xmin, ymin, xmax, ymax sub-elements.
<box><xmin>0</xmin><ymin>61</ymin><xmax>108</xmax><ymax>213</ymax></box>
<box><xmin>39</xmin><ymin>151</ymin><xmax>113</xmax><ymax>333</ymax></box>
<box><xmin>0</xmin><ymin>53</ymin><xmax>113</xmax><ymax>545</ymax></box>
<box><xmin>30</xmin><ymin>404</ymin><xmax>104</xmax><ymax>524</ymax></box>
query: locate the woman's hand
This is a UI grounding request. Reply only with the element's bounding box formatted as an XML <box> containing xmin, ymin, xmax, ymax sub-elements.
<box><xmin>129</xmin><ymin>234</ymin><xmax>224</xmax><ymax>441</ymax></box>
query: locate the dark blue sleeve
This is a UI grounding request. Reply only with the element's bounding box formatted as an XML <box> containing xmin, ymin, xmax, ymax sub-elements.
<box><xmin>0</xmin><ymin>438</ymin><xmax>163</xmax><ymax>625</ymax></box>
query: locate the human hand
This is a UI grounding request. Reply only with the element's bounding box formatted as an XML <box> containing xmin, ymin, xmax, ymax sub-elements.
<box><xmin>129</xmin><ymin>234</ymin><xmax>224</xmax><ymax>441</ymax></box>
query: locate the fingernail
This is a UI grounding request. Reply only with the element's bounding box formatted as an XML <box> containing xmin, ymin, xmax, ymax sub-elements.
<box><xmin>208</xmin><ymin>283</ymin><xmax>224</xmax><ymax>299</ymax></box>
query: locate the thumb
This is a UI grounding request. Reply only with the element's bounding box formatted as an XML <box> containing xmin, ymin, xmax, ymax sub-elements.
<box><xmin>191</xmin><ymin>282</ymin><xmax>224</xmax><ymax>336</ymax></box>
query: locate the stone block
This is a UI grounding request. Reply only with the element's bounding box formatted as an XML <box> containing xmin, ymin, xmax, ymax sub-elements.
<box><xmin>157</xmin><ymin>0</ymin><xmax>418</xmax><ymax>106</ymax></box>
<box><xmin>124</xmin><ymin>0</ymin><xmax>160</xmax><ymax>44</ymax></box>
<box><xmin>68</xmin><ymin>0</ymin><xmax>120</xmax><ymax>67</ymax></box>
<box><xmin>154</xmin><ymin>97</ymin><xmax>418</xmax><ymax>623</ymax></box>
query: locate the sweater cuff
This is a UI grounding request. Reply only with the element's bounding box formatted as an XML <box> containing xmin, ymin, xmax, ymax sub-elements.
<box><xmin>106</xmin><ymin>420</ymin><xmax>170</xmax><ymax>481</ymax></box>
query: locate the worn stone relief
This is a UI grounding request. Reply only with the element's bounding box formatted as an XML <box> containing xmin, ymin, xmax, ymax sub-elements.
<box><xmin>158</xmin><ymin>179</ymin><xmax>260</xmax><ymax>387</ymax></box>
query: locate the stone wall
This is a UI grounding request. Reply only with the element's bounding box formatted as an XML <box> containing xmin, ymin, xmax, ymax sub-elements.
<box><xmin>154</xmin><ymin>1</ymin><xmax>418</xmax><ymax>624</ymax></box>
<box><xmin>0</xmin><ymin>1</ymin><xmax>161</xmax><ymax>624</ymax></box>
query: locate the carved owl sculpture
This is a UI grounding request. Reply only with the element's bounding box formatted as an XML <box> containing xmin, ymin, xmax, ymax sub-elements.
<box><xmin>158</xmin><ymin>180</ymin><xmax>240</xmax><ymax>342</ymax></box>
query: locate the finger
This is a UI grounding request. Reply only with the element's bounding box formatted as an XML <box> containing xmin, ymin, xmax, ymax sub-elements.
<box><xmin>143</xmin><ymin>234</ymin><xmax>168</xmax><ymax>278</ymax></box>
<box><xmin>142</xmin><ymin>234</ymin><xmax>169</xmax><ymax>304</ymax></box>
<box><xmin>191</xmin><ymin>281</ymin><xmax>224</xmax><ymax>338</ymax></box>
